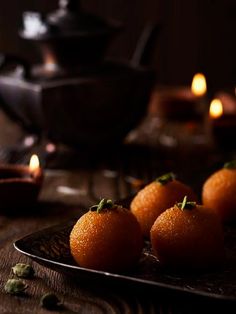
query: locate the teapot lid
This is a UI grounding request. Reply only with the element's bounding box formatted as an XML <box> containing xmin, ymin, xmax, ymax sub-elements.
<box><xmin>20</xmin><ymin>0</ymin><xmax>121</xmax><ymax>40</ymax></box>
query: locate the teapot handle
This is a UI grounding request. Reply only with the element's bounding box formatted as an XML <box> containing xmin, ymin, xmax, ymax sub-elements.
<box><xmin>59</xmin><ymin>0</ymin><xmax>80</xmax><ymax>11</ymax></box>
<box><xmin>131</xmin><ymin>23</ymin><xmax>161</xmax><ymax>67</ymax></box>
<box><xmin>0</xmin><ymin>53</ymin><xmax>30</xmax><ymax>79</ymax></box>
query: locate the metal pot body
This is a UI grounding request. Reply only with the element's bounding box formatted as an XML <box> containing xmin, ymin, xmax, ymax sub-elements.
<box><xmin>0</xmin><ymin>62</ymin><xmax>155</xmax><ymax>147</ymax></box>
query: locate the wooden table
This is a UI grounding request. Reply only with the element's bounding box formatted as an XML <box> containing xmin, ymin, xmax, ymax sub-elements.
<box><xmin>0</xmin><ymin>110</ymin><xmax>236</xmax><ymax>313</ymax></box>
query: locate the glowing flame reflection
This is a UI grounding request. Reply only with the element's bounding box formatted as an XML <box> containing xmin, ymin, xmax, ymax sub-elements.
<box><xmin>209</xmin><ymin>99</ymin><xmax>223</xmax><ymax>119</ymax></box>
<box><xmin>191</xmin><ymin>73</ymin><xmax>207</xmax><ymax>97</ymax></box>
<box><xmin>29</xmin><ymin>154</ymin><xmax>40</xmax><ymax>172</ymax></box>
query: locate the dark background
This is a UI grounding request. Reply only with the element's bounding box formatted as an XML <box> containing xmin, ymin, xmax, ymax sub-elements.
<box><xmin>0</xmin><ymin>0</ymin><xmax>235</xmax><ymax>93</ymax></box>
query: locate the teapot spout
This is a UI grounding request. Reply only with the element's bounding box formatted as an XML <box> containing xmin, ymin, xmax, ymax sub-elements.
<box><xmin>131</xmin><ymin>23</ymin><xmax>161</xmax><ymax>67</ymax></box>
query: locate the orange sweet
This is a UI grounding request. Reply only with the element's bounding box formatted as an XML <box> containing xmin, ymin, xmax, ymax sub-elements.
<box><xmin>70</xmin><ymin>199</ymin><xmax>143</xmax><ymax>272</ymax></box>
<box><xmin>130</xmin><ymin>173</ymin><xmax>197</xmax><ymax>237</ymax></box>
<box><xmin>202</xmin><ymin>161</ymin><xmax>236</xmax><ymax>222</ymax></box>
<box><xmin>150</xmin><ymin>197</ymin><xmax>225</xmax><ymax>270</ymax></box>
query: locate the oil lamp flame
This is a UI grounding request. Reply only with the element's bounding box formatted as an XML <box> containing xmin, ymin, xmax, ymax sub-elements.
<box><xmin>45</xmin><ymin>53</ymin><xmax>58</xmax><ymax>72</ymax></box>
<box><xmin>209</xmin><ymin>99</ymin><xmax>223</xmax><ymax>119</ymax></box>
<box><xmin>191</xmin><ymin>73</ymin><xmax>207</xmax><ymax>97</ymax></box>
<box><xmin>29</xmin><ymin>154</ymin><xmax>40</xmax><ymax>172</ymax></box>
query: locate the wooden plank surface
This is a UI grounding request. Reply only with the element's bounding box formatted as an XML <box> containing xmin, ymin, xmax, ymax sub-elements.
<box><xmin>0</xmin><ymin>169</ymin><xmax>235</xmax><ymax>314</ymax></box>
<box><xmin>0</xmin><ymin>200</ymin><xmax>234</xmax><ymax>313</ymax></box>
<box><xmin>0</xmin><ymin>110</ymin><xmax>235</xmax><ymax>313</ymax></box>
<box><xmin>0</xmin><ymin>171</ymin><xmax>164</xmax><ymax>314</ymax></box>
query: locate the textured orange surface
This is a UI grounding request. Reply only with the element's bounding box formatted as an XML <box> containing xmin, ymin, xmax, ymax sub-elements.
<box><xmin>202</xmin><ymin>168</ymin><xmax>236</xmax><ymax>222</ymax></box>
<box><xmin>130</xmin><ymin>180</ymin><xmax>197</xmax><ymax>237</ymax></box>
<box><xmin>70</xmin><ymin>207</ymin><xmax>143</xmax><ymax>272</ymax></box>
<box><xmin>150</xmin><ymin>204</ymin><xmax>225</xmax><ymax>269</ymax></box>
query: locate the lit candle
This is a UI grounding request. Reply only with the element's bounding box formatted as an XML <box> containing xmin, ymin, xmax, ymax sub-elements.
<box><xmin>191</xmin><ymin>73</ymin><xmax>209</xmax><ymax>117</ymax></box>
<box><xmin>0</xmin><ymin>155</ymin><xmax>43</xmax><ymax>209</ymax></box>
<box><xmin>29</xmin><ymin>154</ymin><xmax>40</xmax><ymax>173</ymax></box>
<box><xmin>29</xmin><ymin>154</ymin><xmax>42</xmax><ymax>181</ymax></box>
<box><xmin>148</xmin><ymin>73</ymin><xmax>208</xmax><ymax>122</ymax></box>
<box><xmin>44</xmin><ymin>52</ymin><xmax>58</xmax><ymax>73</ymax></box>
<box><xmin>209</xmin><ymin>98</ymin><xmax>236</xmax><ymax>150</ymax></box>
<box><xmin>33</xmin><ymin>51</ymin><xmax>60</xmax><ymax>78</ymax></box>
<box><xmin>191</xmin><ymin>73</ymin><xmax>207</xmax><ymax>97</ymax></box>
<box><xmin>209</xmin><ymin>99</ymin><xmax>223</xmax><ymax>119</ymax></box>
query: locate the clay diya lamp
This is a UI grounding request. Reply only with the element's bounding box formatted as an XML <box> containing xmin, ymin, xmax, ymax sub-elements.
<box><xmin>209</xmin><ymin>99</ymin><xmax>236</xmax><ymax>151</ymax></box>
<box><xmin>0</xmin><ymin>154</ymin><xmax>43</xmax><ymax>209</ymax></box>
<box><xmin>149</xmin><ymin>73</ymin><xmax>208</xmax><ymax>122</ymax></box>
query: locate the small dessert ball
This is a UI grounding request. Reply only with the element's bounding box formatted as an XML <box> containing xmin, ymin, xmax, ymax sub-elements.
<box><xmin>202</xmin><ymin>161</ymin><xmax>236</xmax><ymax>222</ymax></box>
<box><xmin>130</xmin><ymin>173</ymin><xmax>197</xmax><ymax>237</ymax></box>
<box><xmin>150</xmin><ymin>197</ymin><xmax>225</xmax><ymax>270</ymax></box>
<box><xmin>70</xmin><ymin>199</ymin><xmax>143</xmax><ymax>272</ymax></box>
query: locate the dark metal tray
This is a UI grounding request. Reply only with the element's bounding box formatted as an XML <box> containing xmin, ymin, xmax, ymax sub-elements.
<box><xmin>14</xmin><ymin>215</ymin><xmax>236</xmax><ymax>301</ymax></box>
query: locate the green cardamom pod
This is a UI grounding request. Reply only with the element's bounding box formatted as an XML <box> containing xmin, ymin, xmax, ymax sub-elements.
<box><xmin>12</xmin><ymin>263</ymin><xmax>34</xmax><ymax>278</ymax></box>
<box><xmin>4</xmin><ymin>279</ymin><xmax>28</xmax><ymax>295</ymax></box>
<box><xmin>40</xmin><ymin>293</ymin><xmax>60</xmax><ymax>310</ymax></box>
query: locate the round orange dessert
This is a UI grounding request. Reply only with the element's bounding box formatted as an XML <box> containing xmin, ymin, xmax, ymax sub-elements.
<box><xmin>130</xmin><ymin>173</ymin><xmax>197</xmax><ymax>237</ymax></box>
<box><xmin>150</xmin><ymin>196</ymin><xmax>225</xmax><ymax>270</ymax></box>
<box><xmin>70</xmin><ymin>199</ymin><xmax>143</xmax><ymax>272</ymax></box>
<box><xmin>202</xmin><ymin>161</ymin><xmax>236</xmax><ymax>222</ymax></box>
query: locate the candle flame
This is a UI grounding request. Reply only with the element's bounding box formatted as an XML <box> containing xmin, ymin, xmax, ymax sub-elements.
<box><xmin>209</xmin><ymin>99</ymin><xmax>223</xmax><ymax>119</ymax></box>
<box><xmin>191</xmin><ymin>73</ymin><xmax>207</xmax><ymax>96</ymax></box>
<box><xmin>29</xmin><ymin>154</ymin><xmax>40</xmax><ymax>172</ymax></box>
<box><xmin>45</xmin><ymin>53</ymin><xmax>58</xmax><ymax>72</ymax></box>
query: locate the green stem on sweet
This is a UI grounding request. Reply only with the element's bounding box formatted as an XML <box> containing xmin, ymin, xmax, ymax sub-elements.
<box><xmin>90</xmin><ymin>198</ymin><xmax>118</xmax><ymax>213</ymax></box>
<box><xmin>224</xmin><ymin>160</ymin><xmax>236</xmax><ymax>169</ymax></box>
<box><xmin>156</xmin><ymin>172</ymin><xmax>175</xmax><ymax>185</ymax></box>
<box><xmin>176</xmin><ymin>196</ymin><xmax>196</xmax><ymax>210</ymax></box>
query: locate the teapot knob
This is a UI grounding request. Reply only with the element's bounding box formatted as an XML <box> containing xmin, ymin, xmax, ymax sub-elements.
<box><xmin>59</xmin><ymin>0</ymin><xmax>80</xmax><ymax>11</ymax></box>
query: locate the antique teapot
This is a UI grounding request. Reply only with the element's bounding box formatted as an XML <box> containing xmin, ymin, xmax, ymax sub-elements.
<box><xmin>0</xmin><ymin>0</ymin><xmax>157</xmax><ymax>148</ymax></box>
